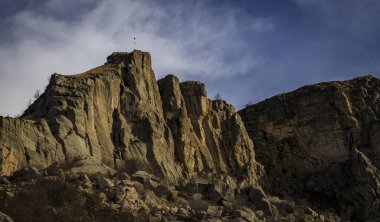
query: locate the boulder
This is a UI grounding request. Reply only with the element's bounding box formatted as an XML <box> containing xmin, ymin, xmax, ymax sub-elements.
<box><xmin>189</xmin><ymin>198</ymin><xmax>210</xmax><ymax>212</ymax></box>
<box><xmin>69</xmin><ymin>156</ymin><xmax>116</xmax><ymax>176</ymax></box>
<box><xmin>96</xmin><ymin>174</ymin><xmax>114</xmax><ymax>190</ymax></box>
<box><xmin>195</xmin><ymin>210</ymin><xmax>207</xmax><ymax>220</ymax></box>
<box><xmin>120</xmin><ymin>185</ymin><xmax>150</xmax><ymax>214</ymax></box>
<box><xmin>206</xmin><ymin>206</ymin><xmax>223</xmax><ymax>217</ymax></box>
<box><xmin>233</xmin><ymin>208</ymin><xmax>258</xmax><ymax>222</ymax></box>
<box><xmin>46</xmin><ymin>162</ymin><xmax>64</xmax><ymax>177</ymax></box>
<box><xmin>207</xmin><ymin>180</ymin><xmax>226</xmax><ymax>202</ymax></box>
<box><xmin>115</xmin><ymin>172</ymin><xmax>131</xmax><ymax>180</ymax></box>
<box><xmin>153</xmin><ymin>184</ymin><xmax>178</xmax><ymax>202</ymax></box>
<box><xmin>0</xmin><ymin>212</ymin><xmax>14</xmax><ymax>222</ymax></box>
<box><xmin>269</xmin><ymin>197</ymin><xmax>295</xmax><ymax>215</ymax></box>
<box><xmin>78</xmin><ymin>173</ymin><xmax>91</xmax><ymax>183</ymax></box>
<box><xmin>107</xmin><ymin>186</ymin><xmax>126</xmax><ymax>204</ymax></box>
<box><xmin>132</xmin><ymin>171</ymin><xmax>160</xmax><ymax>188</ymax></box>
<box><xmin>185</xmin><ymin>177</ymin><xmax>211</xmax><ymax>194</ymax></box>
<box><xmin>192</xmin><ymin>193</ymin><xmax>203</xmax><ymax>201</ymax></box>
<box><xmin>248</xmin><ymin>186</ymin><xmax>273</xmax><ymax>216</ymax></box>
<box><xmin>97</xmin><ymin>192</ymin><xmax>108</xmax><ymax>202</ymax></box>
<box><xmin>142</xmin><ymin>190</ymin><xmax>161</xmax><ymax>210</ymax></box>
<box><xmin>10</xmin><ymin>167</ymin><xmax>41</xmax><ymax>180</ymax></box>
<box><xmin>177</xmin><ymin>207</ymin><xmax>191</xmax><ymax>220</ymax></box>
<box><xmin>174</xmin><ymin>196</ymin><xmax>190</xmax><ymax>207</ymax></box>
<box><xmin>0</xmin><ymin>177</ymin><xmax>11</xmax><ymax>185</ymax></box>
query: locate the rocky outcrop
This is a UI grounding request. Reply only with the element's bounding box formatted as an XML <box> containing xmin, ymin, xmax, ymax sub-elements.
<box><xmin>239</xmin><ymin>75</ymin><xmax>380</xmax><ymax>220</ymax></box>
<box><xmin>3</xmin><ymin>49</ymin><xmax>379</xmax><ymax>221</ymax></box>
<box><xmin>158</xmin><ymin>75</ymin><xmax>262</xmax><ymax>184</ymax></box>
<box><xmin>0</xmin><ymin>117</ymin><xmax>62</xmax><ymax>176</ymax></box>
<box><xmin>0</xmin><ymin>50</ymin><xmax>260</xmax><ymax>187</ymax></box>
<box><xmin>17</xmin><ymin>51</ymin><xmax>180</xmax><ymax>182</ymax></box>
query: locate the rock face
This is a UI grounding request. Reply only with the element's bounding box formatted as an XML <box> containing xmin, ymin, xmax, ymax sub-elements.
<box><xmin>158</xmin><ymin>75</ymin><xmax>261</xmax><ymax>183</ymax></box>
<box><xmin>0</xmin><ymin>117</ymin><xmax>62</xmax><ymax>176</ymax></box>
<box><xmin>0</xmin><ymin>50</ymin><xmax>260</xmax><ymax>187</ymax></box>
<box><xmin>306</xmin><ymin>148</ymin><xmax>380</xmax><ymax>221</ymax></box>
<box><xmin>239</xmin><ymin>76</ymin><xmax>380</xmax><ymax>220</ymax></box>
<box><xmin>2</xmin><ymin>50</ymin><xmax>380</xmax><ymax>221</ymax></box>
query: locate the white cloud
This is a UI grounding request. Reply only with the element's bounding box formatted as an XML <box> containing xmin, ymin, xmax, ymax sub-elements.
<box><xmin>0</xmin><ymin>0</ymin><xmax>273</xmax><ymax>116</ymax></box>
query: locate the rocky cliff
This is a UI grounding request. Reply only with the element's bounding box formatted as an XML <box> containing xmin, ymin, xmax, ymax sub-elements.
<box><xmin>1</xmin><ymin>50</ymin><xmax>380</xmax><ymax>221</ymax></box>
<box><xmin>239</xmin><ymin>76</ymin><xmax>380</xmax><ymax>221</ymax></box>
<box><xmin>0</xmin><ymin>50</ymin><xmax>260</xmax><ymax>186</ymax></box>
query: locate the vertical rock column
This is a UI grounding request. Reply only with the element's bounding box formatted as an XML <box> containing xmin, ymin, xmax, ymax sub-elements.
<box><xmin>112</xmin><ymin>51</ymin><xmax>180</xmax><ymax>182</ymax></box>
<box><xmin>159</xmin><ymin>76</ymin><xmax>262</xmax><ymax>184</ymax></box>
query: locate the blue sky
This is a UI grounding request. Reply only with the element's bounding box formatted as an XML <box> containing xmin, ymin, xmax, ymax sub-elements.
<box><xmin>0</xmin><ymin>0</ymin><xmax>379</xmax><ymax>116</ymax></box>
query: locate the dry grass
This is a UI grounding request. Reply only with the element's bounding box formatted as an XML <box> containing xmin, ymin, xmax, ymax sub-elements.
<box><xmin>65</xmin><ymin>64</ymin><xmax>118</xmax><ymax>79</ymax></box>
<box><xmin>0</xmin><ymin>177</ymin><xmax>145</xmax><ymax>222</ymax></box>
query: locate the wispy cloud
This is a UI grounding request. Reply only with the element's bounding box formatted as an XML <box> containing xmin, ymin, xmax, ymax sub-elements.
<box><xmin>0</xmin><ymin>0</ymin><xmax>272</xmax><ymax>116</ymax></box>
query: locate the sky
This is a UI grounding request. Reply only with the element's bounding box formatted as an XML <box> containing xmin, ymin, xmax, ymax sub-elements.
<box><xmin>0</xmin><ymin>0</ymin><xmax>379</xmax><ymax>116</ymax></box>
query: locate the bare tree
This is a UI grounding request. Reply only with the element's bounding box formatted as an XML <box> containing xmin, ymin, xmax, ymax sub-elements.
<box><xmin>214</xmin><ymin>93</ymin><xmax>222</xmax><ymax>100</ymax></box>
<box><xmin>34</xmin><ymin>89</ymin><xmax>40</xmax><ymax>100</ymax></box>
<box><xmin>245</xmin><ymin>101</ymin><xmax>254</xmax><ymax>108</ymax></box>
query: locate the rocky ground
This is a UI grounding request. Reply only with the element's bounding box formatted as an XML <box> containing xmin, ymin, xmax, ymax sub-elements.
<box><xmin>0</xmin><ymin>162</ymin><xmax>341</xmax><ymax>222</ymax></box>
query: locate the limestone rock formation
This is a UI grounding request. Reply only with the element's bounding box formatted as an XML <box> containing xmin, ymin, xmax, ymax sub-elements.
<box><xmin>2</xmin><ymin>49</ymin><xmax>379</xmax><ymax>221</ymax></box>
<box><xmin>0</xmin><ymin>117</ymin><xmax>62</xmax><ymax>176</ymax></box>
<box><xmin>0</xmin><ymin>50</ymin><xmax>260</xmax><ymax>187</ymax></box>
<box><xmin>240</xmin><ymin>75</ymin><xmax>380</xmax><ymax>220</ymax></box>
<box><xmin>158</xmin><ymin>75</ymin><xmax>261</xmax><ymax>184</ymax></box>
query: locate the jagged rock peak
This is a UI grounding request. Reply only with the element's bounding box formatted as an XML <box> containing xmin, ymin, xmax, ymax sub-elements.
<box><xmin>105</xmin><ymin>50</ymin><xmax>149</xmax><ymax>65</ymax></box>
<box><xmin>106</xmin><ymin>52</ymin><xmax>130</xmax><ymax>64</ymax></box>
<box><xmin>180</xmin><ymin>80</ymin><xmax>207</xmax><ymax>97</ymax></box>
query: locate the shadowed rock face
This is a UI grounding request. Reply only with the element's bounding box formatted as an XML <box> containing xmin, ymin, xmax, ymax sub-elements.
<box><xmin>239</xmin><ymin>75</ymin><xmax>380</xmax><ymax>220</ymax></box>
<box><xmin>0</xmin><ymin>50</ymin><xmax>261</xmax><ymax>186</ymax></box>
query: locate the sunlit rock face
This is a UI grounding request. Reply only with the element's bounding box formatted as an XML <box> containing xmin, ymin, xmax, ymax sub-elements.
<box><xmin>158</xmin><ymin>75</ymin><xmax>262</xmax><ymax>184</ymax></box>
<box><xmin>0</xmin><ymin>50</ymin><xmax>261</xmax><ymax>187</ymax></box>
